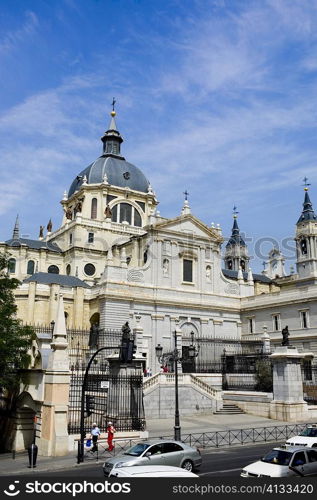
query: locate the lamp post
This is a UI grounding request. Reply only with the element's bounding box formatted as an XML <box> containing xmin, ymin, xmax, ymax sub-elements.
<box><xmin>155</xmin><ymin>330</ymin><xmax>199</xmax><ymax>441</ymax></box>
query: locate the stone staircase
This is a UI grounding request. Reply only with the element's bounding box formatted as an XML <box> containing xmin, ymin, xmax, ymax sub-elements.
<box><xmin>215</xmin><ymin>403</ymin><xmax>245</xmax><ymax>415</ymax></box>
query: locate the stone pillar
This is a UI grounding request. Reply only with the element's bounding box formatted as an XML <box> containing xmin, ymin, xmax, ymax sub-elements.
<box><xmin>270</xmin><ymin>346</ymin><xmax>313</xmax><ymax>422</ymax></box>
<box><xmin>133</xmin><ymin>314</ymin><xmax>143</xmax><ymax>356</ymax></box>
<box><xmin>27</xmin><ymin>282</ymin><xmax>36</xmax><ymax>324</ymax></box>
<box><xmin>38</xmin><ymin>294</ymin><xmax>70</xmax><ymax>456</ymax></box>
<box><xmin>73</xmin><ymin>287</ymin><xmax>84</xmax><ymax>328</ymax></box>
<box><xmin>262</xmin><ymin>326</ymin><xmax>271</xmax><ymax>354</ymax></box>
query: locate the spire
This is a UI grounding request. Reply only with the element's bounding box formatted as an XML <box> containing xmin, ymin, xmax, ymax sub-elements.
<box><xmin>297</xmin><ymin>178</ymin><xmax>316</xmax><ymax>223</ymax></box>
<box><xmin>181</xmin><ymin>190</ymin><xmax>191</xmax><ymax>215</ymax></box>
<box><xmin>12</xmin><ymin>214</ymin><xmax>20</xmax><ymax>239</ymax></box>
<box><xmin>226</xmin><ymin>207</ymin><xmax>246</xmax><ymax>247</ymax></box>
<box><xmin>101</xmin><ymin>99</ymin><xmax>124</xmax><ymax>158</ymax></box>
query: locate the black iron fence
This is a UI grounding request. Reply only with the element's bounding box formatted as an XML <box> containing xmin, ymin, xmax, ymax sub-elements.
<box><xmin>67</xmin><ymin>327</ymin><xmax>144</xmax><ymax>435</ymax></box>
<box><xmin>302</xmin><ymin>362</ymin><xmax>317</xmax><ymax>405</ymax></box>
<box><xmin>81</xmin><ymin>422</ymin><xmax>316</xmax><ymax>459</ymax></box>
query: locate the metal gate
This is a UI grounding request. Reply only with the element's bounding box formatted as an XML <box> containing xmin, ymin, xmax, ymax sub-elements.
<box><xmin>181</xmin><ymin>335</ymin><xmax>272</xmax><ymax>391</ymax></box>
<box><xmin>302</xmin><ymin>361</ymin><xmax>317</xmax><ymax>405</ymax></box>
<box><xmin>67</xmin><ymin>327</ymin><xmax>145</xmax><ymax>434</ymax></box>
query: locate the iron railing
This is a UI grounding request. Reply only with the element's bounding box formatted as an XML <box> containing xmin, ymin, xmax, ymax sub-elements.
<box><xmin>81</xmin><ymin>422</ymin><xmax>316</xmax><ymax>459</ymax></box>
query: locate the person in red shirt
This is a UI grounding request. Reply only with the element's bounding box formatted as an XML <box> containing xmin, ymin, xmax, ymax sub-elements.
<box><xmin>106</xmin><ymin>421</ymin><xmax>116</xmax><ymax>451</ymax></box>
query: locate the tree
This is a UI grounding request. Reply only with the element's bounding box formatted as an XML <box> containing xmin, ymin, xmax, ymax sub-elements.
<box><xmin>255</xmin><ymin>358</ymin><xmax>273</xmax><ymax>392</ymax></box>
<box><xmin>0</xmin><ymin>253</ymin><xmax>34</xmax><ymax>392</ymax></box>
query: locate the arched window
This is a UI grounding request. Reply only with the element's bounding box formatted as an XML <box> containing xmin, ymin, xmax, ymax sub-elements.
<box><xmin>48</xmin><ymin>265</ymin><xmax>59</xmax><ymax>274</ymax></box>
<box><xmin>66</xmin><ymin>264</ymin><xmax>71</xmax><ymax>275</ymax></box>
<box><xmin>8</xmin><ymin>258</ymin><xmax>16</xmax><ymax>273</ymax></box>
<box><xmin>91</xmin><ymin>198</ymin><xmax>97</xmax><ymax>219</ymax></box>
<box><xmin>240</xmin><ymin>260</ymin><xmax>245</xmax><ymax>271</ymax></box>
<box><xmin>300</xmin><ymin>239</ymin><xmax>307</xmax><ymax>255</ymax></box>
<box><xmin>27</xmin><ymin>260</ymin><xmax>35</xmax><ymax>275</ymax></box>
<box><xmin>111</xmin><ymin>202</ymin><xmax>142</xmax><ymax>227</ymax></box>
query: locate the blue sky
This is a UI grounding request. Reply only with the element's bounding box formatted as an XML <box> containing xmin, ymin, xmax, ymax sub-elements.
<box><xmin>1</xmin><ymin>0</ymin><xmax>317</xmax><ymax>272</ymax></box>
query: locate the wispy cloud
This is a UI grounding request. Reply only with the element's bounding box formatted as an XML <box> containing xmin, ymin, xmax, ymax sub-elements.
<box><xmin>0</xmin><ymin>11</ymin><xmax>38</xmax><ymax>55</ymax></box>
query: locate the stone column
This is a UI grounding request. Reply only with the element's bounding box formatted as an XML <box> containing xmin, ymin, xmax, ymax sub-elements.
<box><xmin>262</xmin><ymin>326</ymin><xmax>271</xmax><ymax>354</ymax></box>
<box><xmin>270</xmin><ymin>346</ymin><xmax>313</xmax><ymax>422</ymax></box>
<box><xmin>73</xmin><ymin>287</ymin><xmax>84</xmax><ymax>328</ymax></box>
<box><xmin>133</xmin><ymin>314</ymin><xmax>144</xmax><ymax>356</ymax></box>
<box><xmin>27</xmin><ymin>282</ymin><xmax>36</xmax><ymax>324</ymax></box>
<box><xmin>38</xmin><ymin>294</ymin><xmax>70</xmax><ymax>456</ymax></box>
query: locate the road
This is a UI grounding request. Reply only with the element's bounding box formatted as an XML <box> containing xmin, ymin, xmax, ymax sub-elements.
<box><xmin>36</xmin><ymin>442</ymin><xmax>284</xmax><ymax>477</ymax></box>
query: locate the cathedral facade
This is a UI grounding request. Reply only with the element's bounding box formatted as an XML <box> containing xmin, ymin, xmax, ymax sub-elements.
<box><xmin>1</xmin><ymin>109</ymin><xmax>317</xmax><ymax>371</ymax></box>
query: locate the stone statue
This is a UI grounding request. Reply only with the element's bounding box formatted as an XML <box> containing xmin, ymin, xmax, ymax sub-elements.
<box><xmin>89</xmin><ymin>324</ymin><xmax>99</xmax><ymax>349</ymax></box>
<box><xmin>39</xmin><ymin>225</ymin><xmax>44</xmax><ymax>238</ymax></box>
<box><xmin>281</xmin><ymin>325</ymin><xmax>290</xmax><ymax>346</ymax></box>
<box><xmin>104</xmin><ymin>205</ymin><xmax>112</xmax><ymax>218</ymax></box>
<box><xmin>121</xmin><ymin>322</ymin><xmax>131</xmax><ymax>343</ymax></box>
<box><xmin>75</xmin><ymin>201</ymin><xmax>82</xmax><ymax>214</ymax></box>
<box><xmin>163</xmin><ymin>259</ymin><xmax>169</xmax><ymax>275</ymax></box>
<box><xmin>120</xmin><ymin>322</ymin><xmax>132</xmax><ymax>363</ymax></box>
<box><xmin>47</xmin><ymin>219</ymin><xmax>52</xmax><ymax>232</ymax></box>
<box><xmin>65</xmin><ymin>207</ymin><xmax>72</xmax><ymax>220</ymax></box>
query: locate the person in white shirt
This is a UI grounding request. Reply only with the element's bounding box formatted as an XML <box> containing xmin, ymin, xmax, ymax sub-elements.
<box><xmin>90</xmin><ymin>423</ymin><xmax>101</xmax><ymax>452</ymax></box>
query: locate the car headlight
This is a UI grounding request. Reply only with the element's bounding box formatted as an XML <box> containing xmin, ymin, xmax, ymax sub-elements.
<box><xmin>115</xmin><ymin>461</ymin><xmax>134</xmax><ymax>468</ymax></box>
<box><xmin>115</xmin><ymin>462</ymin><xmax>125</xmax><ymax>468</ymax></box>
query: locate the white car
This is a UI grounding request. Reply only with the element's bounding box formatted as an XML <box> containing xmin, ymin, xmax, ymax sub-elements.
<box><xmin>241</xmin><ymin>446</ymin><xmax>317</xmax><ymax>477</ymax></box>
<box><xmin>285</xmin><ymin>425</ymin><xmax>317</xmax><ymax>448</ymax></box>
<box><xmin>109</xmin><ymin>465</ymin><xmax>199</xmax><ymax>477</ymax></box>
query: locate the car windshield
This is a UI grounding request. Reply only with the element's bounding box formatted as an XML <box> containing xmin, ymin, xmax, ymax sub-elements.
<box><xmin>124</xmin><ymin>443</ymin><xmax>150</xmax><ymax>456</ymax></box>
<box><xmin>299</xmin><ymin>428</ymin><xmax>317</xmax><ymax>437</ymax></box>
<box><xmin>261</xmin><ymin>449</ymin><xmax>292</xmax><ymax>466</ymax></box>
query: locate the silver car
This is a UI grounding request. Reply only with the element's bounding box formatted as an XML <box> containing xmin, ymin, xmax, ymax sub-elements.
<box><xmin>103</xmin><ymin>439</ymin><xmax>202</xmax><ymax>476</ymax></box>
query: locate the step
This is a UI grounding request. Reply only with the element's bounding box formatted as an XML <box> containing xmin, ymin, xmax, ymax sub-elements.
<box><xmin>215</xmin><ymin>403</ymin><xmax>244</xmax><ymax>414</ymax></box>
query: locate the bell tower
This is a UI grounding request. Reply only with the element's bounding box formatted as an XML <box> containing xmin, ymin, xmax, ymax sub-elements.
<box><xmin>224</xmin><ymin>207</ymin><xmax>249</xmax><ymax>272</ymax></box>
<box><xmin>295</xmin><ymin>178</ymin><xmax>317</xmax><ymax>279</ymax></box>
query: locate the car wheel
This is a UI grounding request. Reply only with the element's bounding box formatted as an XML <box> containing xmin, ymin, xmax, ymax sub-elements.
<box><xmin>312</xmin><ymin>443</ymin><xmax>317</xmax><ymax>448</ymax></box>
<box><xmin>182</xmin><ymin>459</ymin><xmax>193</xmax><ymax>472</ymax></box>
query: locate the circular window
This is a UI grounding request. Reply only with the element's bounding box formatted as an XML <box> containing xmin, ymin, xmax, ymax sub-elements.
<box><xmin>66</xmin><ymin>264</ymin><xmax>71</xmax><ymax>275</ymax></box>
<box><xmin>48</xmin><ymin>265</ymin><xmax>59</xmax><ymax>274</ymax></box>
<box><xmin>84</xmin><ymin>263</ymin><xmax>96</xmax><ymax>276</ymax></box>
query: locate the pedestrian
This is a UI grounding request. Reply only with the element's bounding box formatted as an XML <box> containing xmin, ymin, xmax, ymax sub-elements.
<box><xmin>148</xmin><ymin>368</ymin><xmax>152</xmax><ymax>377</ymax></box>
<box><xmin>107</xmin><ymin>421</ymin><xmax>116</xmax><ymax>451</ymax></box>
<box><xmin>90</xmin><ymin>422</ymin><xmax>101</xmax><ymax>453</ymax></box>
<box><xmin>163</xmin><ymin>365</ymin><xmax>168</xmax><ymax>373</ymax></box>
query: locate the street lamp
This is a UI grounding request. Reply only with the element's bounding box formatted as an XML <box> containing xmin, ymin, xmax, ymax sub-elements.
<box><xmin>155</xmin><ymin>330</ymin><xmax>199</xmax><ymax>441</ymax></box>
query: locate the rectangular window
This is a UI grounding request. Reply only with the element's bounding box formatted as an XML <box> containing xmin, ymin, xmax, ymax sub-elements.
<box><xmin>183</xmin><ymin>259</ymin><xmax>193</xmax><ymax>282</ymax></box>
<box><xmin>88</xmin><ymin>232</ymin><xmax>94</xmax><ymax>243</ymax></box>
<box><xmin>69</xmin><ymin>233</ymin><xmax>73</xmax><ymax>245</ymax></box>
<box><xmin>303</xmin><ymin>359</ymin><xmax>312</xmax><ymax>381</ymax></box>
<box><xmin>300</xmin><ymin>310</ymin><xmax>309</xmax><ymax>329</ymax></box>
<box><xmin>272</xmin><ymin>314</ymin><xmax>280</xmax><ymax>332</ymax></box>
<box><xmin>248</xmin><ymin>318</ymin><xmax>254</xmax><ymax>334</ymax></box>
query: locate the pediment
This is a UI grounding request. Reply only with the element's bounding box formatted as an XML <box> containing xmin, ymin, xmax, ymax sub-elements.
<box><xmin>154</xmin><ymin>215</ymin><xmax>223</xmax><ymax>242</ymax></box>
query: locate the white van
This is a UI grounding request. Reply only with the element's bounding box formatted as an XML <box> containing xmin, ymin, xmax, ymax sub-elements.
<box><xmin>108</xmin><ymin>465</ymin><xmax>199</xmax><ymax>477</ymax></box>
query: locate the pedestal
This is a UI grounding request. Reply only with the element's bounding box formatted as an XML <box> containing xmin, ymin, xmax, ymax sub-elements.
<box><xmin>270</xmin><ymin>346</ymin><xmax>313</xmax><ymax>422</ymax></box>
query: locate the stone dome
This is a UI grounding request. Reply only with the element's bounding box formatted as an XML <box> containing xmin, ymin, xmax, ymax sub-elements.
<box><xmin>68</xmin><ymin>155</ymin><xmax>150</xmax><ymax>198</ymax></box>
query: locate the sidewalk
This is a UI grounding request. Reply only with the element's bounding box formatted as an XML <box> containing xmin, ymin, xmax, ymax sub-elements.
<box><xmin>0</xmin><ymin>413</ymin><xmax>306</xmax><ymax>476</ymax></box>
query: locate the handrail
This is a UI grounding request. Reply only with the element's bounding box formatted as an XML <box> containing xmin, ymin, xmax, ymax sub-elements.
<box><xmin>143</xmin><ymin>372</ymin><xmax>222</xmax><ymax>399</ymax></box>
